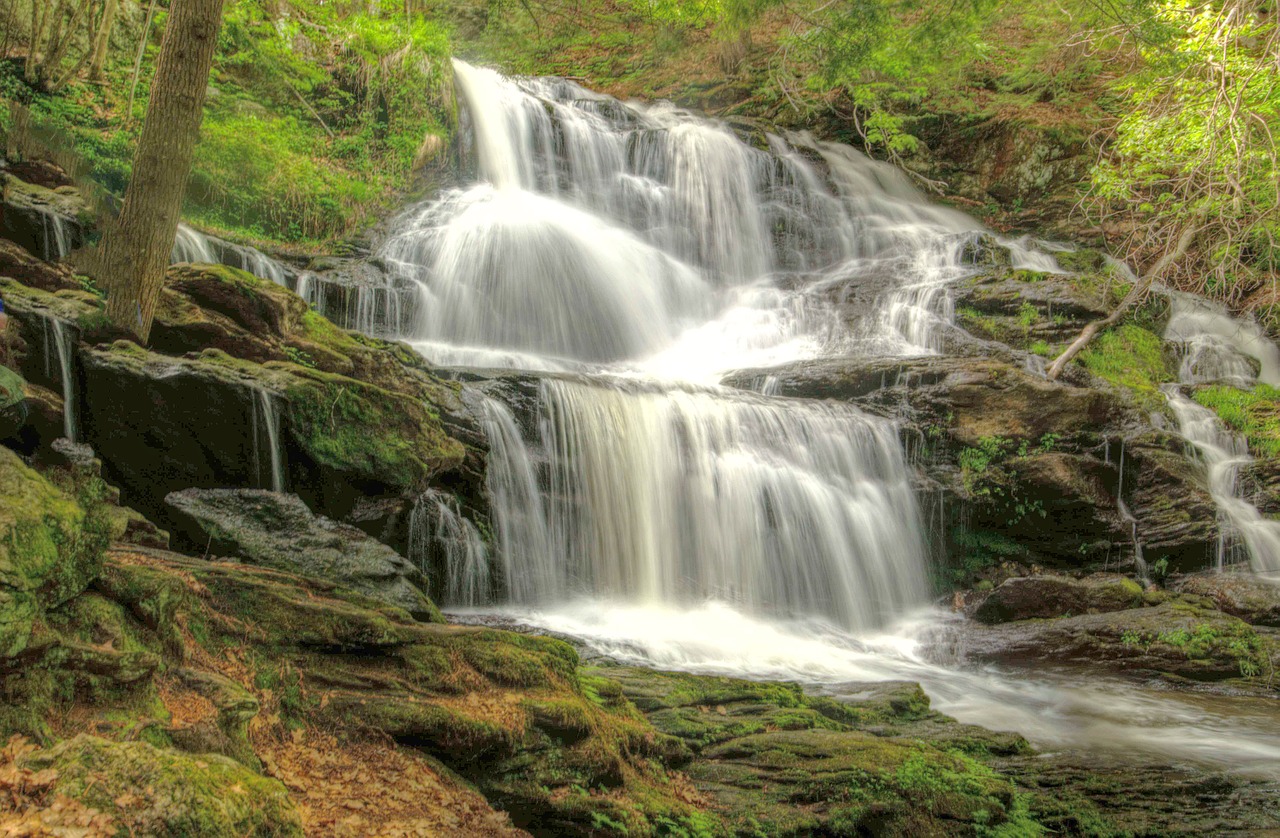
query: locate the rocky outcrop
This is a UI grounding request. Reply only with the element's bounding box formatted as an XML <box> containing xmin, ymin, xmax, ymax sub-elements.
<box><xmin>1172</xmin><ymin>573</ymin><xmax>1280</xmax><ymax>627</ymax></box>
<box><xmin>165</xmin><ymin>488</ymin><xmax>441</xmax><ymax>621</ymax></box>
<box><xmin>972</xmin><ymin>574</ymin><xmax>1155</xmax><ymax>623</ymax></box>
<box><xmin>0</xmin><ymin>265</ymin><xmax>486</xmax><ymax>556</ymax></box>
<box><xmin>0</xmin><ymin>170</ymin><xmax>88</xmax><ymax>261</ymax></box>
<box><xmin>960</xmin><ymin>600</ymin><xmax>1277</xmax><ymax>685</ymax></box>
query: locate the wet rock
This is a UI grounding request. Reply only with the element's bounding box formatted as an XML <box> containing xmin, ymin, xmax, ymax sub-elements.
<box><xmin>973</xmin><ymin>574</ymin><xmax>1153</xmax><ymax>623</ymax></box>
<box><xmin>1123</xmin><ymin>433</ymin><xmax>1223</xmax><ymax>572</ymax></box>
<box><xmin>960</xmin><ymin>233</ymin><xmax>1013</xmax><ymax>267</ymax></box>
<box><xmin>1172</xmin><ymin>573</ymin><xmax>1280</xmax><ymax>627</ymax></box>
<box><xmin>165</xmin><ymin>488</ymin><xmax>441</xmax><ymax>621</ymax></box>
<box><xmin>0</xmin><ymin>238</ymin><xmax>79</xmax><ymax>292</ymax></box>
<box><xmin>0</xmin><ymin>171</ymin><xmax>88</xmax><ymax>260</ymax></box>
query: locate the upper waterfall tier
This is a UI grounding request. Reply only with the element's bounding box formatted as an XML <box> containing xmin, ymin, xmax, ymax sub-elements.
<box><xmin>380</xmin><ymin>60</ymin><xmax>1052</xmax><ymax>373</ymax></box>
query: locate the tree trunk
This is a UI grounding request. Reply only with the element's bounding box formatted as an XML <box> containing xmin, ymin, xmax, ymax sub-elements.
<box><xmin>88</xmin><ymin>0</ymin><xmax>121</xmax><ymax>81</ymax></box>
<box><xmin>99</xmin><ymin>0</ymin><xmax>226</xmax><ymax>342</ymax></box>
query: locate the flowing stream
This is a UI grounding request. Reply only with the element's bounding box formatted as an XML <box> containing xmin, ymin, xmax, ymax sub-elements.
<box><xmin>374</xmin><ymin>63</ymin><xmax>1280</xmax><ymax>775</ymax></box>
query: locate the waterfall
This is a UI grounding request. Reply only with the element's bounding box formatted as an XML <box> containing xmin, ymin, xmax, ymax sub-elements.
<box><xmin>1162</xmin><ymin>387</ymin><xmax>1280</xmax><ymax>575</ymax></box>
<box><xmin>379</xmin><ymin>61</ymin><xmax>1052</xmax><ymax>373</ymax></box>
<box><xmin>374</xmin><ymin>61</ymin><xmax>1078</xmax><ymax>630</ymax></box>
<box><xmin>476</xmin><ymin>380</ymin><xmax>929</xmax><ymax>630</ymax></box>
<box><xmin>37</xmin><ymin>208</ymin><xmax>74</xmax><ymax>261</ymax></box>
<box><xmin>409</xmin><ymin>490</ymin><xmax>492</xmax><ymax>606</ymax></box>
<box><xmin>1162</xmin><ymin>295</ymin><xmax>1280</xmax><ymax>577</ymax></box>
<box><xmin>42</xmin><ymin>316</ymin><xmax>78</xmax><ymax>442</ymax></box>
<box><xmin>250</xmin><ymin>388</ymin><xmax>286</xmax><ymax>493</ymax></box>
<box><xmin>172</xmin><ymin>224</ymin><xmax>291</xmax><ymax>287</ymax></box>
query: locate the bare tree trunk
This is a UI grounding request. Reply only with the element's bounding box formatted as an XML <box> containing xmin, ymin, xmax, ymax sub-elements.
<box><xmin>88</xmin><ymin>0</ymin><xmax>121</xmax><ymax>80</ymax></box>
<box><xmin>26</xmin><ymin>0</ymin><xmax>54</xmax><ymax>81</ymax></box>
<box><xmin>99</xmin><ymin>0</ymin><xmax>226</xmax><ymax>342</ymax></box>
<box><xmin>1046</xmin><ymin>225</ymin><xmax>1200</xmax><ymax>380</ymax></box>
<box><xmin>127</xmin><ymin>0</ymin><xmax>159</xmax><ymax>124</ymax></box>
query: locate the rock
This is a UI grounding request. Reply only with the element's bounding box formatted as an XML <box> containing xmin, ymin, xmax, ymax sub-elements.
<box><xmin>595</xmin><ymin>665</ymin><xmax>1050</xmax><ymax>836</ymax></box>
<box><xmin>0</xmin><ymin>172</ymin><xmax>88</xmax><ymax>261</ymax></box>
<box><xmin>0</xmin><ymin>445</ymin><xmax>105</xmax><ymax>657</ymax></box>
<box><xmin>150</xmin><ymin>263</ymin><xmax>308</xmax><ymax>363</ymax></box>
<box><xmin>1172</xmin><ymin>573</ymin><xmax>1280</xmax><ymax>627</ymax></box>
<box><xmin>17</xmin><ymin>735</ymin><xmax>302</xmax><ymax>837</ymax></box>
<box><xmin>961</xmin><ymin>601</ymin><xmax>1277</xmax><ymax>684</ymax></box>
<box><xmin>1124</xmin><ymin>433</ymin><xmax>1223</xmax><ymax>572</ymax></box>
<box><xmin>78</xmin><ymin>339</ymin><xmax>470</xmax><ymax>555</ymax></box>
<box><xmin>960</xmin><ymin>233</ymin><xmax>1013</xmax><ymax>267</ymax></box>
<box><xmin>0</xmin><ymin>238</ymin><xmax>79</xmax><ymax>292</ymax></box>
<box><xmin>973</xmin><ymin>574</ymin><xmax>1153</xmax><ymax>623</ymax></box>
<box><xmin>164</xmin><ymin>488</ymin><xmax>441</xmax><ymax>622</ymax></box>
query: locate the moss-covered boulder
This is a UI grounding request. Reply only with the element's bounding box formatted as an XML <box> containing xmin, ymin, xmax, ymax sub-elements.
<box><xmin>1172</xmin><ymin>573</ymin><xmax>1280</xmax><ymax>627</ymax></box>
<box><xmin>0</xmin><ymin>172</ymin><xmax>88</xmax><ymax>261</ymax></box>
<box><xmin>0</xmin><ymin>445</ymin><xmax>106</xmax><ymax>657</ymax></box>
<box><xmin>78</xmin><ymin>338</ymin><xmax>469</xmax><ymax>548</ymax></box>
<box><xmin>594</xmin><ymin>666</ymin><xmax>1047</xmax><ymax>836</ymax></box>
<box><xmin>17</xmin><ymin>735</ymin><xmax>302</xmax><ymax>837</ymax></box>
<box><xmin>962</xmin><ymin>600</ymin><xmax>1277</xmax><ymax>685</ymax></box>
<box><xmin>165</xmin><ymin>488</ymin><xmax>442</xmax><ymax>621</ymax></box>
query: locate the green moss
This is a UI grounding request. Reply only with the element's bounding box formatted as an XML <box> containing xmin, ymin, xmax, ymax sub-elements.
<box><xmin>1078</xmin><ymin>324</ymin><xmax>1173</xmax><ymax>409</ymax></box>
<box><xmin>284</xmin><ymin>371</ymin><xmax>464</xmax><ymax>490</ymax></box>
<box><xmin>19</xmin><ymin>735</ymin><xmax>302</xmax><ymax>836</ymax></box>
<box><xmin>1192</xmin><ymin>383</ymin><xmax>1280</xmax><ymax>458</ymax></box>
<box><xmin>0</xmin><ymin>448</ymin><xmax>108</xmax><ymax>658</ymax></box>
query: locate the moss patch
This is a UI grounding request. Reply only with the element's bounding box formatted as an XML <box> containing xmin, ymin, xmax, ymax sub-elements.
<box><xmin>1192</xmin><ymin>383</ymin><xmax>1280</xmax><ymax>459</ymax></box>
<box><xmin>18</xmin><ymin>735</ymin><xmax>302</xmax><ymax>837</ymax></box>
<box><xmin>1078</xmin><ymin>324</ymin><xmax>1173</xmax><ymax>410</ymax></box>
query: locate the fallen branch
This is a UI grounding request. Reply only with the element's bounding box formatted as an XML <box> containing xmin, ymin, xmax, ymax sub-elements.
<box><xmin>1046</xmin><ymin>223</ymin><xmax>1199</xmax><ymax>381</ymax></box>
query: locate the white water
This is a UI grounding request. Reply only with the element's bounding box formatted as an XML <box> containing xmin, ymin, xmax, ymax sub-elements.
<box><xmin>369</xmin><ymin>62</ymin><xmax>1279</xmax><ymax>773</ymax></box>
<box><xmin>1163</xmin><ymin>295</ymin><xmax>1280</xmax><ymax>577</ymax></box>
<box><xmin>408</xmin><ymin>489</ymin><xmax>491</xmax><ymax>605</ymax></box>
<box><xmin>172</xmin><ymin>223</ymin><xmax>290</xmax><ymax>286</ymax></box>
<box><xmin>38</xmin><ymin>208</ymin><xmax>73</xmax><ymax>261</ymax></box>
<box><xmin>380</xmin><ymin>61</ymin><xmax>1057</xmax><ymax>374</ymax></box>
<box><xmin>42</xmin><ymin>316</ymin><xmax>77</xmax><ymax>442</ymax></box>
<box><xmin>250</xmin><ymin>388</ymin><xmax>286</xmax><ymax>493</ymax></box>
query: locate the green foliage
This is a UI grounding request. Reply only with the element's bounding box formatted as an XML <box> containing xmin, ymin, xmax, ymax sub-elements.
<box><xmin>1</xmin><ymin>0</ymin><xmax>455</xmax><ymax>246</ymax></box>
<box><xmin>1090</xmin><ymin>1</ymin><xmax>1280</xmax><ymax>299</ymax></box>
<box><xmin>1192</xmin><ymin>383</ymin><xmax>1280</xmax><ymax>459</ymax></box>
<box><xmin>946</xmin><ymin>527</ymin><xmax>1027</xmax><ymax>587</ymax></box>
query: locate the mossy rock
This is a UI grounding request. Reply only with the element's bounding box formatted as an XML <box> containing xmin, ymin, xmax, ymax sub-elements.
<box><xmin>0</xmin><ymin>446</ymin><xmax>105</xmax><ymax>657</ymax></box>
<box><xmin>18</xmin><ymin>735</ymin><xmax>302</xmax><ymax>837</ymax></box>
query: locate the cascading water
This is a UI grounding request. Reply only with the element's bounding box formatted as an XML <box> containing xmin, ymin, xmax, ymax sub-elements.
<box><xmin>1161</xmin><ymin>295</ymin><xmax>1280</xmax><ymax>576</ymax></box>
<box><xmin>408</xmin><ymin>489</ymin><xmax>491</xmax><ymax>605</ymax></box>
<box><xmin>250</xmin><ymin>388</ymin><xmax>286</xmax><ymax>493</ymax></box>
<box><xmin>380</xmin><ymin>61</ymin><xmax>1053</xmax><ymax>375</ymax></box>
<box><xmin>482</xmin><ymin>379</ymin><xmax>928</xmax><ymax>630</ymax></box>
<box><xmin>361</xmin><ymin>62</ymin><xmax>1280</xmax><ymax>773</ymax></box>
<box><xmin>42</xmin><ymin>316</ymin><xmax>78</xmax><ymax>442</ymax></box>
<box><xmin>172</xmin><ymin>223</ymin><xmax>290</xmax><ymax>287</ymax></box>
<box><xmin>38</xmin><ymin>208</ymin><xmax>74</xmax><ymax>261</ymax></box>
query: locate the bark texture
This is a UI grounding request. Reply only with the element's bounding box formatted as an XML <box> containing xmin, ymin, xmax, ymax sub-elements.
<box><xmin>99</xmin><ymin>0</ymin><xmax>225</xmax><ymax>342</ymax></box>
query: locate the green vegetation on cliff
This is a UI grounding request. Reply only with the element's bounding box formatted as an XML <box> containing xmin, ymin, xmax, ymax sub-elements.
<box><xmin>1</xmin><ymin>0</ymin><xmax>454</xmax><ymax>245</ymax></box>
